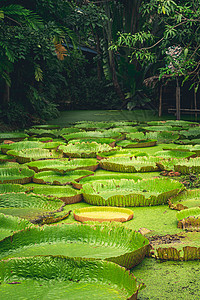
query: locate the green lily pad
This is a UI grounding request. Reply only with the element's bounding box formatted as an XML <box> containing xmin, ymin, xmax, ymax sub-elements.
<box><xmin>0</xmin><ymin>183</ymin><xmax>27</xmax><ymax>193</ymax></box>
<box><xmin>26</xmin><ymin>184</ymin><xmax>82</xmax><ymax>204</ymax></box>
<box><xmin>100</xmin><ymin>156</ymin><xmax>160</xmax><ymax>173</ymax></box>
<box><xmin>0</xmin><ymin>168</ymin><xmax>35</xmax><ymax>184</ymax></box>
<box><xmin>1</xmin><ymin>141</ymin><xmax>45</xmax><ymax>154</ymax></box>
<box><xmin>0</xmin><ymin>223</ymin><xmax>149</xmax><ymax>269</ymax></box>
<box><xmin>27</xmin><ymin>158</ymin><xmax>98</xmax><ymax>173</ymax></box>
<box><xmin>0</xmin><ymin>256</ymin><xmax>143</xmax><ymax>299</ymax></box>
<box><xmin>68</xmin><ymin>138</ymin><xmax>116</xmax><ymax>146</ymax></box>
<box><xmin>72</xmin><ymin>172</ymin><xmax>141</xmax><ymax>189</ymax></box>
<box><xmin>0</xmin><ymin>132</ymin><xmax>28</xmax><ymax>142</ymax></box>
<box><xmin>146</xmin><ymin>131</ymin><xmax>179</xmax><ymax>143</ymax></box>
<box><xmin>169</xmin><ymin>189</ymin><xmax>200</xmax><ymax>210</ymax></box>
<box><xmin>116</xmin><ymin>139</ymin><xmax>157</xmax><ymax>148</ymax></box>
<box><xmin>153</xmin><ymin>150</ymin><xmax>195</xmax><ymax>159</ymax></box>
<box><xmin>7</xmin><ymin>148</ymin><xmax>63</xmax><ymax>163</ymax></box>
<box><xmin>81</xmin><ymin>178</ymin><xmax>184</xmax><ymax>207</ymax></box>
<box><xmin>0</xmin><ymin>213</ymin><xmax>31</xmax><ymax>241</ymax></box>
<box><xmin>33</xmin><ymin>170</ymin><xmax>94</xmax><ymax>185</ymax></box>
<box><xmin>62</xmin><ymin>130</ymin><xmax>123</xmax><ymax>142</ymax></box>
<box><xmin>59</xmin><ymin>142</ymin><xmax>113</xmax><ymax>158</ymax></box>
<box><xmin>177</xmin><ymin>207</ymin><xmax>200</xmax><ymax>230</ymax></box>
<box><xmin>174</xmin><ymin>157</ymin><xmax>200</xmax><ymax>174</ymax></box>
<box><xmin>0</xmin><ymin>154</ymin><xmax>16</xmax><ymax>162</ymax></box>
<box><xmin>0</xmin><ymin>192</ymin><xmax>65</xmax><ymax>220</ymax></box>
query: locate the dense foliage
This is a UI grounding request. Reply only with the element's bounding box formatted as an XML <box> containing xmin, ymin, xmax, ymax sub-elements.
<box><xmin>1</xmin><ymin>1</ymin><xmax>200</xmax><ymax>127</ymax></box>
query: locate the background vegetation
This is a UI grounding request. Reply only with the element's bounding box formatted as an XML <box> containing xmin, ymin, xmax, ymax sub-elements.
<box><xmin>1</xmin><ymin>0</ymin><xmax>200</xmax><ymax>127</ymax></box>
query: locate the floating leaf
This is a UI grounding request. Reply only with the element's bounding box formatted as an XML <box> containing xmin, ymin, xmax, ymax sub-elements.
<box><xmin>0</xmin><ymin>256</ymin><xmax>143</xmax><ymax>299</ymax></box>
<box><xmin>0</xmin><ymin>223</ymin><xmax>149</xmax><ymax>269</ymax></box>
<box><xmin>81</xmin><ymin>178</ymin><xmax>184</xmax><ymax>207</ymax></box>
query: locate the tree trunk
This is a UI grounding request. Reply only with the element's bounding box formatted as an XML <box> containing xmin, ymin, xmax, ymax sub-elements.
<box><xmin>3</xmin><ymin>81</ymin><xmax>10</xmax><ymax>108</ymax></box>
<box><xmin>176</xmin><ymin>78</ymin><xmax>180</xmax><ymax>120</ymax></box>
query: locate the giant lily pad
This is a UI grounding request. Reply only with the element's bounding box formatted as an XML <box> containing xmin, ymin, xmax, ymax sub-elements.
<box><xmin>27</xmin><ymin>184</ymin><xmax>82</xmax><ymax>204</ymax></box>
<box><xmin>1</xmin><ymin>141</ymin><xmax>45</xmax><ymax>154</ymax></box>
<box><xmin>153</xmin><ymin>150</ymin><xmax>195</xmax><ymax>159</ymax></box>
<box><xmin>0</xmin><ymin>132</ymin><xmax>28</xmax><ymax>142</ymax></box>
<box><xmin>0</xmin><ymin>192</ymin><xmax>66</xmax><ymax>221</ymax></box>
<box><xmin>33</xmin><ymin>170</ymin><xmax>94</xmax><ymax>185</ymax></box>
<box><xmin>0</xmin><ymin>223</ymin><xmax>149</xmax><ymax>269</ymax></box>
<box><xmin>73</xmin><ymin>206</ymin><xmax>134</xmax><ymax>222</ymax></box>
<box><xmin>0</xmin><ymin>168</ymin><xmax>35</xmax><ymax>184</ymax></box>
<box><xmin>116</xmin><ymin>139</ymin><xmax>157</xmax><ymax>148</ymax></box>
<box><xmin>72</xmin><ymin>172</ymin><xmax>141</xmax><ymax>189</ymax></box>
<box><xmin>169</xmin><ymin>189</ymin><xmax>200</xmax><ymax>210</ymax></box>
<box><xmin>73</xmin><ymin>121</ymin><xmax>114</xmax><ymax>130</ymax></box>
<box><xmin>59</xmin><ymin>142</ymin><xmax>113</xmax><ymax>158</ymax></box>
<box><xmin>62</xmin><ymin>130</ymin><xmax>123</xmax><ymax>142</ymax></box>
<box><xmin>7</xmin><ymin>148</ymin><xmax>63</xmax><ymax>163</ymax></box>
<box><xmin>81</xmin><ymin>178</ymin><xmax>184</xmax><ymax>207</ymax></box>
<box><xmin>0</xmin><ymin>183</ymin><xmax>27</xmax><ymax>193</ymax></box>
<box><xmin>177</xmin><ymin>207</ymin><xmax>200</xmax><ymax>230</ymax></box>
<box><xmin>0</xmin><ymin>256</ymin><xmax>143</xmax><ymax>299</ymax></box>
<box><xmin>0</xmin><ymin>213</ymin><xmax>31</xmax><ymax>241</ymax></box>
<box><xmin>0</xmin><ymin>154</ymin><xmax>16</xmax><ymax>162</ymax></box>
<box><xmin>68</xmin><ymin>138</ymin><xmax>116</xmax><ymax>146</ymax></box>
<box><xmin>100</xmin><ymin>156</ymin><xmax>160</xmax><ymax>173</ymax></box>
<box><xmin>174</xmin><ymin>157</ymin><xmax>200</xmax><ymax>174</ymax></box>
<box><xmin>146</xmin><ymin>131</ymin><xmax>179</xmax><ymax>143</ymax></box>
<box><xmin>27</xmin><ymin>158</ymin><xmax>98</xmax><ymax>173</ymax></box>
<box><xmin>25</xmin><ymin>128</ymin><xmax>59</xmax><ymax>138</ymax></box>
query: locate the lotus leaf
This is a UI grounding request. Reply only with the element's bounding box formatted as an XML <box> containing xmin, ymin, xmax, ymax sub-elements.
<box><xmin>174</xmin><ymin>157</ymin><xmax>200</xmax><ymax>174</ymax></box>
<box><xmin>0</xmin><ymin>132</ymin><xmax>28</xmax><ymax>142</ymax></box>
<box><xmin>116</xmin><ymin>139</ymin><xmax>157</xmax><ymax>148</ymax></box>
<box><xmin>27</xmin><ymin>184</ymin><xmax>82</xmax><ymax>204</ymax></box>
<box><xmin>0</xmin><ymin>192</ymin><xmax>64</xmax><ymax>220</ymax></box>
<box><xmin>100</xmin><ymin>156</ymin><xmax>160</xmax><ymax>172</ymax></box>
<box><xmin>0</xmin><ymin>168</ymin><xmax>35</xmax><ymax>184</ymax></box>
<box><xmin>169</xmin><ymin>189</ymin><xmax>200</xmax><ymax>210</ymax></box>
<box><xmin>177</xmin><ymin>207</ymin><xmax>200</xmax><ymax>230</ymax></box>
<box><xmin>0</xmin><ymin>256</ymin><xmax>143</xmax><ymax>299</ymax></box>
<box><xmin>1</xmin><ymin>141</ymin><xmax>46</xmax><ymax>154</ymax></box>
<box><xmin>59</xmin><ymin>142</ymin><xmax>113</xmax><ymax>158</ymax></box>
<box><xmin>81</xmin><ymin>178</ymin><xmax>184</xmax><ymax>207</ymax></box>
<box><xmin>0</xmin><ymin>223</ymin><xmax>149</xmax><ymax>269</ymax></box>
<box><xmin>33</xmin><ymin>170</ymin><xmax>94</xmax><ymax>185</ymax></box>
<box><xmin>7</xmin><ymin>148</ymin><xmax>63</xmax><ymax>163</ymax></box>
<box><xmin>73</xmin><ymin>206</ymin><xmax>134</xmax><ymax>222</ymax></box>
<box><xmin>27</xmin><ymin>158</ymin><xmax>98</xmax><ymax>173</ymax></box>
<box><xmin>0</xmin><ymin>213</ymin><xmax>31</xmax><ymax>241</ymax></box>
